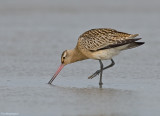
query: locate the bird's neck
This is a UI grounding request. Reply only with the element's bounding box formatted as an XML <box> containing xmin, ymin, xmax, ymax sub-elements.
<box><xmin>68</xmin><ymin>48</ymin><xmax>87</xmax><ymax>64</ymax></box>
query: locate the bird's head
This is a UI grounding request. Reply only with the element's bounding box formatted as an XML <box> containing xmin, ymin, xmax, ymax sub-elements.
<box><xmin>48</xmin><ymin>48</ymin><xmax>87</xmax><ymax>84</ymax></box>
<box><xmin>48</xmin><ymin>50</ymin><xmax>73</xmax><ymax>84</ymax></box>
<box><xmin>61</xmin><ymin>50</ymin><xmax>72</xmax><ymax>66</ymax></box>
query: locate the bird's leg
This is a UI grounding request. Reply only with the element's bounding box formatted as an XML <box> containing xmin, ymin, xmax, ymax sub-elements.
<box><xmin>88</xmin><ymin>59</ymin><xmax>115</xmax><ymax>79</ymax></box>
<box><xmin>99</xmin><ymin>60</ymin><xmax>103</xmax><ymax>88</ymax></box>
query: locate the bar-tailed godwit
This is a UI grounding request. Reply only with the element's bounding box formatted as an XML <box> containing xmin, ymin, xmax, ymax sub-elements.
<box><xmin>48</xmin><ymin>28</ymin><xmax>144</xmax><ymax>88</ymax></box>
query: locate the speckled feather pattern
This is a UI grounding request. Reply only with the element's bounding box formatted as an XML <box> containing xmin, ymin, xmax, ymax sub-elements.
<box><xmin>78</xmin><ymin>28</ymin><xmax>138</xmax><ymax>51</ymax></box>
<box><xmin>49</xmin><ymin>28</ymin><xmax>144</xmax><ymax>85</ymax></box>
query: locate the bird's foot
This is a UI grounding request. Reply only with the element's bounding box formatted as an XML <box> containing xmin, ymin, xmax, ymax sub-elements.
<box><xmin>88</xmin><ymin>70</ymin><xmax>100</xmax><ymax>79</ymax></box>
<box><xmin>99</xmin><ymin>82</ymin><xmax>103</xmax><ymax>88</ymax></box>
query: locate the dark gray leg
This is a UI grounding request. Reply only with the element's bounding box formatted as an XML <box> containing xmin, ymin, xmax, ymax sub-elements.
<box><xmin>99</xmin><ymin>60</ymin><xmax>103</xmax><ymax>88</ymax></box>
<box><xmin>88</xmin><ymin>59</ymin><xmax>115</xmax><ymax>79</ymax></box>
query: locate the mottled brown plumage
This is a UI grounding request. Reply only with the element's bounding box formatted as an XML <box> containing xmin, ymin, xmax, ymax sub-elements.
<box><xmin>78</xmin><ymin>28</ymin><xmax>138</xmax><ymax>51</ymax></box>
<box><xmin>76</xmin><ymin>28</ymin><xmax>143</xmax><ymax>60</ymax></box>
<box><xmin>48</xmin><ymin>28</ymin><xmax>144</xmax><ymax>88</ymax></box>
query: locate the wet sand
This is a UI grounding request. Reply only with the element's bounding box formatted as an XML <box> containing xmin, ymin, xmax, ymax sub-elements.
<box><xmin>0</xmin><ymin>0</ymin><xmax>160</xmax><ymax>116</ymax></box>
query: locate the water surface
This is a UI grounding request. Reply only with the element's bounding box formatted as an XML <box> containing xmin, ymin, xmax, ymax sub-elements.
<box><xmin>0</xmin><ymin>0</ymin><xmax>160</xmax><ymax>116</ymax></box>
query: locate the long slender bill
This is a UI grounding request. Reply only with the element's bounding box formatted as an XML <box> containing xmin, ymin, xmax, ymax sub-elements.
<box><xmin>48</xmin><ymin>64</ymin><xmax>64</xmax><ymax>84</ymax></box>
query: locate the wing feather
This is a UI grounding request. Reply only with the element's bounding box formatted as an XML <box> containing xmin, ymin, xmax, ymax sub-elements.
<box><xmin>78</xmin><ymin>28</ymin><xmax>139</xmax><ymax>51</ymax></box>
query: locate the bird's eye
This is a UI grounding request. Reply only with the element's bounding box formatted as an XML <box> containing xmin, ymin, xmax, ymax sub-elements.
<box><xmin>63</xmin><ymin>57</ymin><xmax>65</xmax><ymax>59</ymax></box>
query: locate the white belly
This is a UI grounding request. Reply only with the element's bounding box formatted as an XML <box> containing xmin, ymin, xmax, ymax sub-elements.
<box><xmin>92</xmin><ymin>48</ymin><xmax>120</xmax><ymax>60</ymax></box>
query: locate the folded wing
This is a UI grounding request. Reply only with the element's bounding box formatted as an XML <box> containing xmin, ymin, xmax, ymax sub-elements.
<box><xmin>79</xmin><ymin>28</ymin><xmax>139</xmax><ymax>51</ymax></box>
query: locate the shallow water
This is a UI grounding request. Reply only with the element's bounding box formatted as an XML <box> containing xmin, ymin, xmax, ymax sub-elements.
<box><xmin>0</xmin><ymin>0</ymin><xmax>160</xmax><ymax>116</ymax></box>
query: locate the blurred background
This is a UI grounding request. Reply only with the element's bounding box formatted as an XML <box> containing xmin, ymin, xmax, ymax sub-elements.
<box><xmin>0</xmin><ymin>0</ymin><xmax>160</xmax><ymax>116</ymax></box>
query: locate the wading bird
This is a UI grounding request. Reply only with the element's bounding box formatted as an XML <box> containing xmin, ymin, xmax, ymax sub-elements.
<box><xmin>48</xmin><ymin>28</ymin><xmax>144</xmax><ymax>88</ymax></box>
